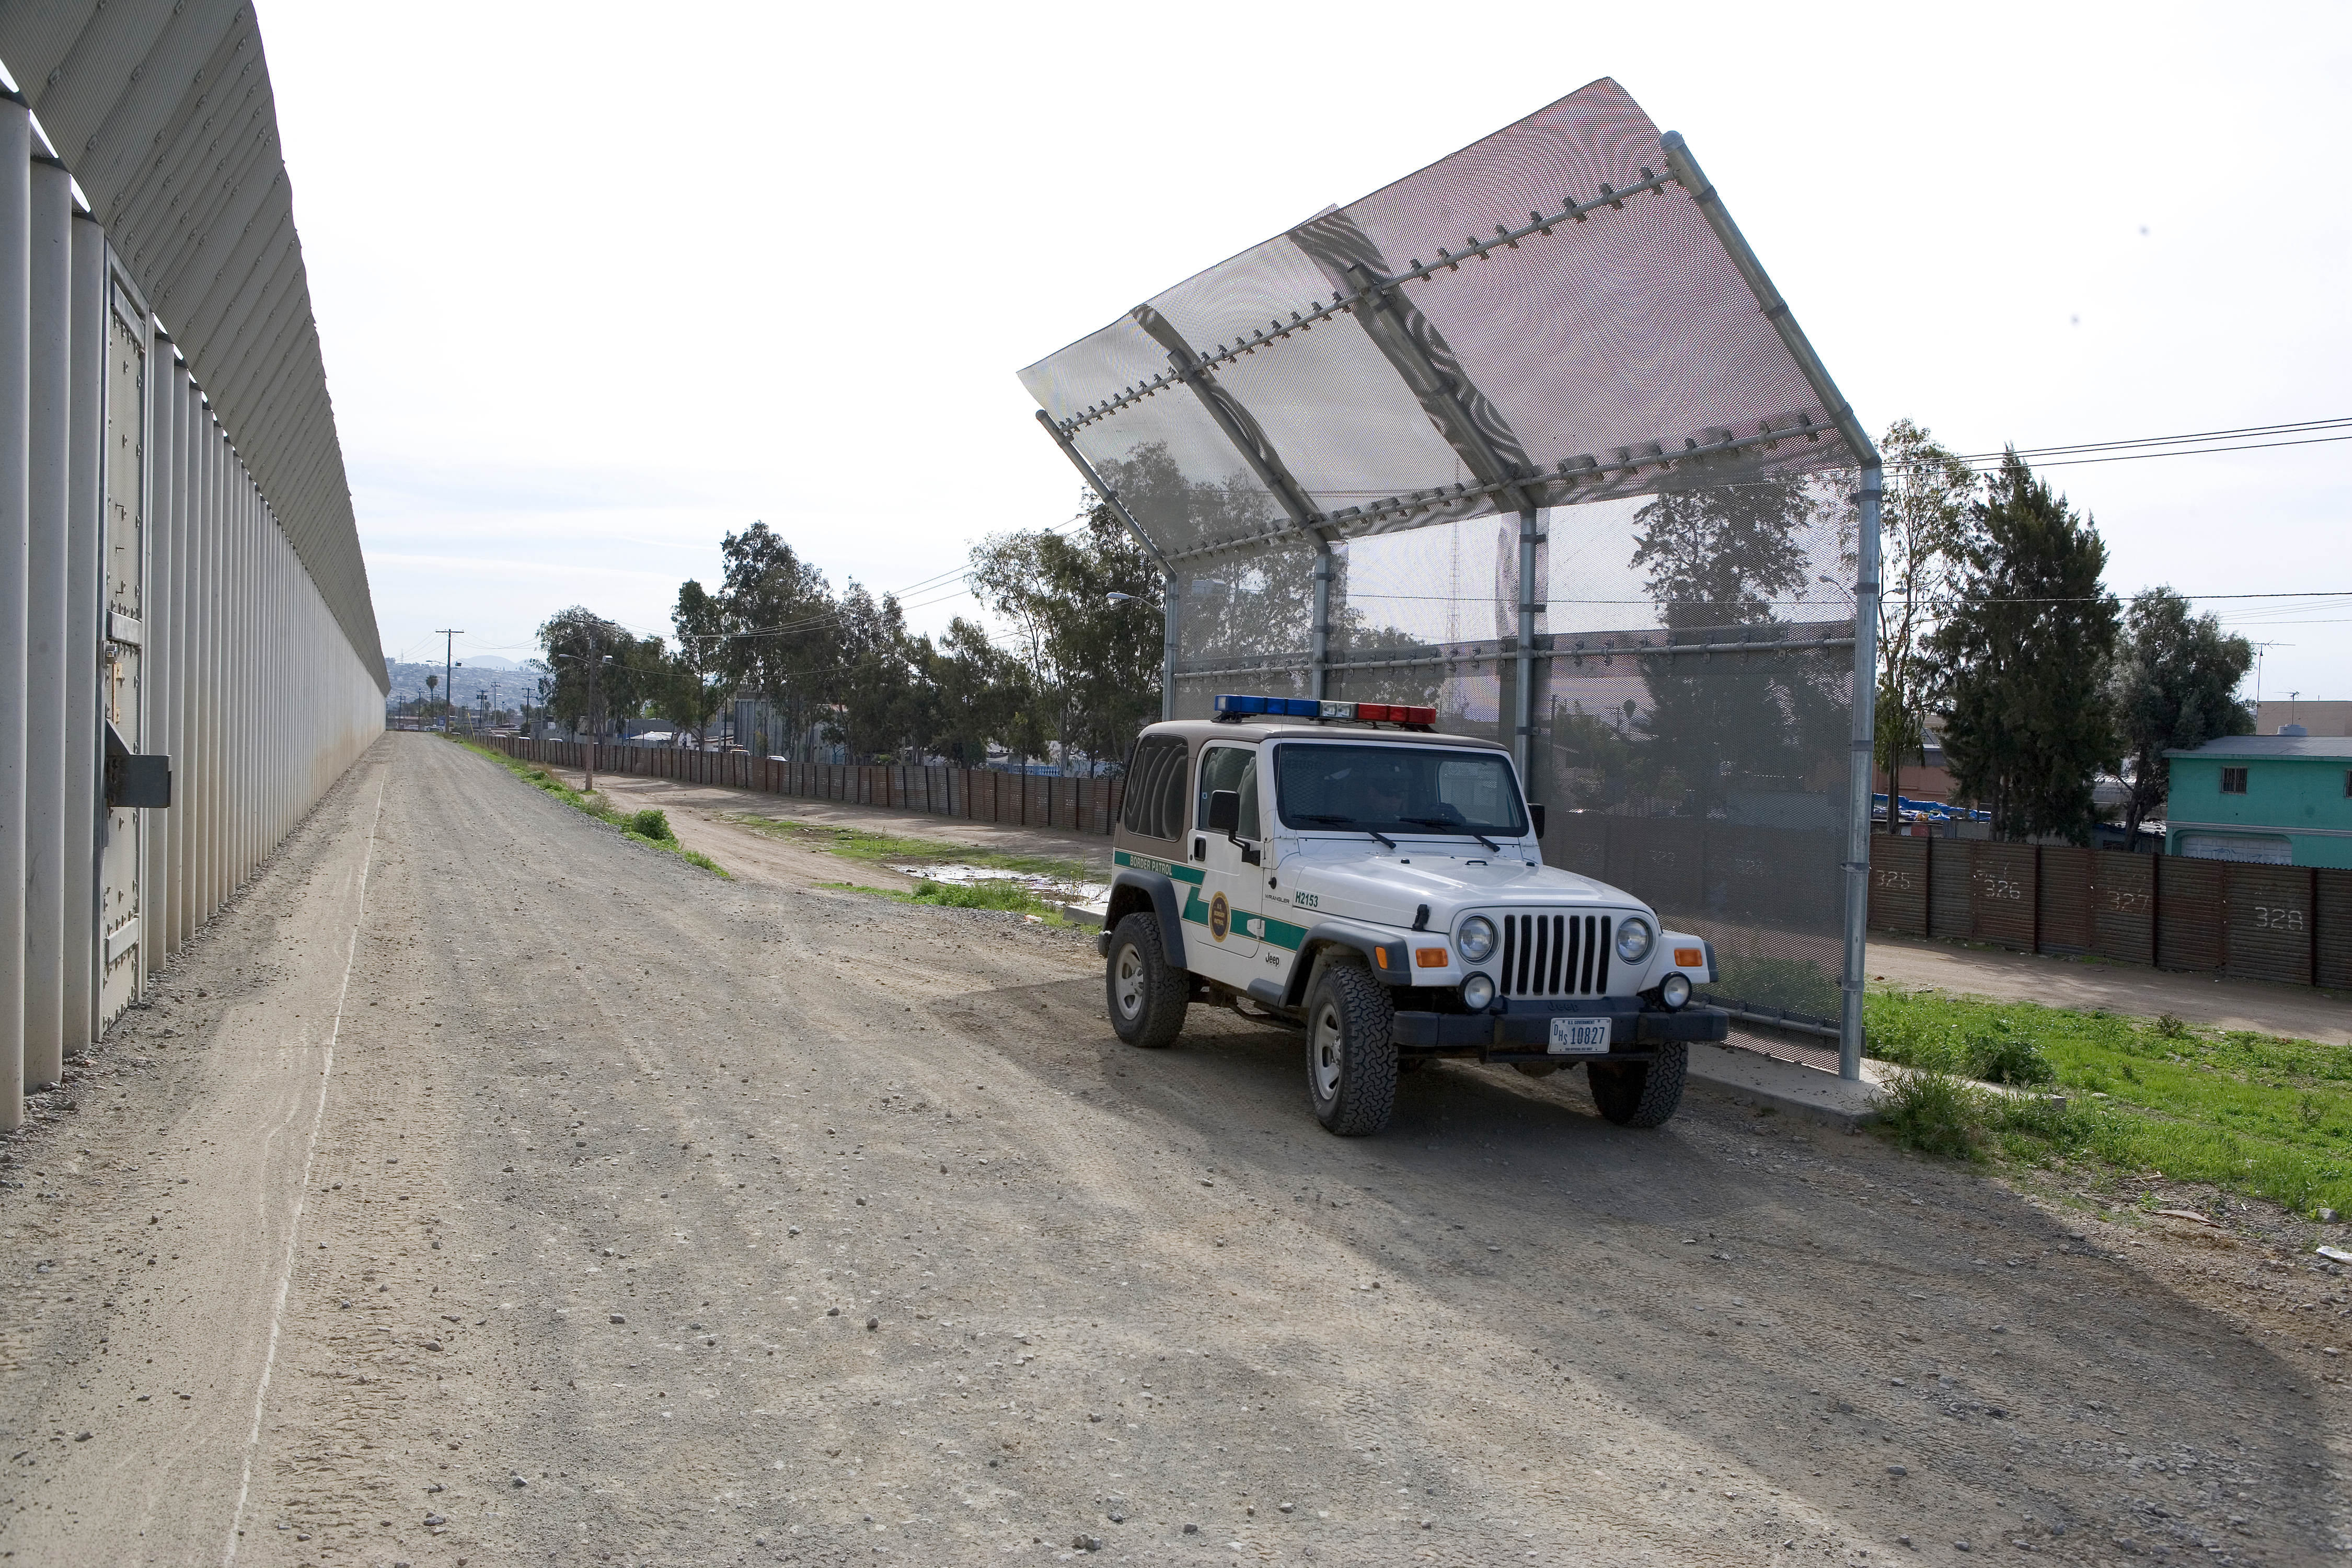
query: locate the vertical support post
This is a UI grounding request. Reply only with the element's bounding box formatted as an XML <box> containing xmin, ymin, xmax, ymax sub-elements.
<box><xmin>1512</xmin><ymin>506</ymin><xmax>1541</xmax><ymax>780</ymax></box>
<box><xmin>0</xmin><ymin>98</ymin><xmax>29</xmax><ymax>1118</ymax></box>
<box><xmin>1840</xmin><ymin>464</ymin><xmax>1884</xmax><ymax>1081</ymax></box>
<box><xmin>1310</xmin><ymin>544</ymin><xmax>1334</xmax><ymax>700</ymax></box>
<box><xmin>141</xmin><ymin>322</ymin><xmax>174</xmax><ymax>979</ymax></box>
<box><xmin>65</xmin><ymin>212</ymin><xmax>103</xmax><ymax>1047</ymax></box>
<box><xmin>23</xmin><ymin>154</ymin><xmax>71</xmax><ymax>1088</ymax></box>
<box><xmin>1160</xmin><ymin>571</ymin><xmax>1178</xmax><ymax>722</ymax></box>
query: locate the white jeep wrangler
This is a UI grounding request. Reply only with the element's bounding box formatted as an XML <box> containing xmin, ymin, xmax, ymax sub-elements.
<box><xmin>1099</xmin><ymin>698</ymin><xmax>1729</xmax><ymax>1136</ymax></box>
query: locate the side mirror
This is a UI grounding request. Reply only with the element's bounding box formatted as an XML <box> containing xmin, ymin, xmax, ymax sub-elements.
<box><xmin>1528</xmin><ymin>802</ymin><xmax>1547</xmax><ymax>839</ymax></box>
<box><xmin>1205</xmin><ymin>789</ymin><xmax>1241</xmax><ymax>834</ymax></box>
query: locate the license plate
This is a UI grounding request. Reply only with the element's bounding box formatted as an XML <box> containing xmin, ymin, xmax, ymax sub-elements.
<box><xmin>1547</xmin><ymin>1017</ymin><xmax>1610</xmax><ymax>1055</ymax></box>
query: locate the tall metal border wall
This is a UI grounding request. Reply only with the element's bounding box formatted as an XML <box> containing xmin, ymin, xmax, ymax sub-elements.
<box><xmin>0</xmin><ymin>6</ymin><xmax>388</xmax><ymax>1130</ymax></box>
<box><xmin>1024</xmin><ymin>79</ymin><xmax>1884</xmax><ymax>1073</ymax></box>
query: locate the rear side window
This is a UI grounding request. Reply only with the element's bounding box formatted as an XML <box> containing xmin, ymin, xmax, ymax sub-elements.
<box><xmin>1123</xmin><ymin>735</ymin><xmax>1190</xmax><ymax>841</ymax></box>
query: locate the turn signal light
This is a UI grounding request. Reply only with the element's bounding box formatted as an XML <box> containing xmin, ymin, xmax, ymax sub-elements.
<box><xmin>1674</xmin><ymin>947</ymin><xmax>1703</xmax><ymax>967</ymax></box>
<box><xmin>1414</xmin><ymin>947</ymin><xmax>1448</xmax><ymax>967</ymax></box>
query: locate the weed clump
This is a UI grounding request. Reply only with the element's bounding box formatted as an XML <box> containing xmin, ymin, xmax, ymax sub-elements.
<box><xmin>910</xmin><ymin>878</ymin><xmax>1050</xmax><ymax>915</ymax></box>
<box><xmin>626</xmin><ymin>808</ymin><xmax>674</xmax><ymax>842</ymax></box>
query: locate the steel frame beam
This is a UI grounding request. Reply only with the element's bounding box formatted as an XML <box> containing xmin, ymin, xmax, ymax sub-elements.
<box><xmin>1030</xmin><ymin>409</ymin><xmax>1180</xmax><ymax>722</ymax></box>
<box><xmin>1661</xmin><ymin>129</ymin><xmax>1882</xmax><ymax>1081</ymax></box>
<box><xmin>1156</xmin><ymin>416</ymin><xmax>1840</xmax><ymax>566</ymax></box>
<box><xmin>1129</xmin><ymin>305</ymin><xmax>1340</xmax><ymax>700</ymax></box>
<box><xmin>1053</xmin><ymin>169</ymin><xmax>1678</xmax><ymax>440</ymax></box>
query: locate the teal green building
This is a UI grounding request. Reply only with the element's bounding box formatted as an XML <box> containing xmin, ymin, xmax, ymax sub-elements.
<box><xmin>2164</xmin><ymin>733</ymin><xmax>2352</xmax><ymax>868</ymax></box>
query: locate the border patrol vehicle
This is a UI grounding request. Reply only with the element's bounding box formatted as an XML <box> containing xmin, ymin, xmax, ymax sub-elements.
<box><xmin>1101</xmin><ymin>695</ymin><xmax>1730</xmax><ymax>1136</ymax></box>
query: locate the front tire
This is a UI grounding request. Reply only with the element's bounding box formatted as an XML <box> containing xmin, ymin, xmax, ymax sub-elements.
<box><xmin>1305</xmin><ymin>965</ymin><xmax>1399</xmax><ymax>1136</ymax></box>
<box><xmin>1586</xmin><ymin>1042</ymin><xmax>1689</xmax><ymax>1128</ymax></box>
<box><xmin>1105</xmin><ymin>913</ymin><xmax>1188</xmax><ymax>1049</ymax></box>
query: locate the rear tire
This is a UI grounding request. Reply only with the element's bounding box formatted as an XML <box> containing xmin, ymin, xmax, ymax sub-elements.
<box><xmin>1105</xmin><ymin>913</ymin><xmax>1188</xmax><ymax>1049</ymax></box>
<box><xmin>1586</xmin><ymin>1042</ymin><xmax>1688</xmax><ymax>1128</ymax></box>
<box><xmin>1305</xmin><ymin>964</ymin><xmax>1399</xmax><ymax>1136</ymax></box>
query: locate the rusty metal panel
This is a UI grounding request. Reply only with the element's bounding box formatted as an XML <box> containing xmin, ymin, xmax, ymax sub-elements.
<box><xmin>2091</xmin><ymin>852</ymin><xmax>2157</xmax><ymax>965</ymax></box>
<box><xmin>1606</xmin><ymin>817</ymin><xmax>1705</xmax><ymax>916</ymax></box>
<box><xmin>1544</xmin><ymin>813</ymin><xmax>1611</xmax><ymax>882</ymax></box>
<box><xmin>1929</xmin><ymin>838</ymin><xmax>1975</xmax><ymax>940</ymax></box>
<box><xmin>2317</xmin><ymin>870</ymin><xmax>2352</xmax><ymax>991</ymax></box>
<box><xmin>1868</xmin><ymin>836</ymin><xmax>1929</xmax><ymax>936</ymax></box>
<box><xmin>1970</xmin><ymin>843</ymin><xmax>2037</xmax><ymax>951</ymax></box>
<box><xmin>2157</xmin><ymin>857</ymin><xmax>2226</xmax><ymax>972</ymax></box>
<box><xmin>2037</xmin><ymin>846</ymin><xmax>2094</xmax><ymax>955</ymax></box>
<box><xmin>2223</xmin><ymin>864</ymin><xmax>2314</xmax><ymax>986</ymax></box>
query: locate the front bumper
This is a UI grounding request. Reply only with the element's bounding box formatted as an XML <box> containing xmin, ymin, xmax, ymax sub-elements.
<box><xmin>1391</xmin><ymin>998</ymin><xmax>1728</xmax><ymax>1062</ymax></box>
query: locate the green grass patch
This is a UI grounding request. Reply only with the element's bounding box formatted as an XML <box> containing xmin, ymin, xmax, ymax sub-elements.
<box><xmin>722</xmin><ymin>815</ymin><xmax>1088</xmax><ymax>882</ymax></box>
<box><xmin>817</xmin><ymin>877</ymin><xmax>1066</xmax><ymax>923</ymax></box>
<box><xmin>1865</xmin><ymin>988</ymin><xmax>2352</xmax><ymax>1214</ymax></box>
<box><xmin>447</xmin><ymin>736</ymin><xmax>728</xmax><ymax>878</ymax></box>
<box><xmin>1701</xmin><ymin>953</ymin><xmax>1841</xmax><ymax>1018</ymax></box>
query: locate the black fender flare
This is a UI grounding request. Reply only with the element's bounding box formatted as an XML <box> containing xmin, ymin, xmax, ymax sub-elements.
<box><xmin>1109</xmin><ymin>868</ymin><xmax>1189</xmax><ymax>971</ymax></box>
<box><xmin>1285</xmin><ymin>923</ymin><xmax>1412</xmax><ymax>1006</ymax></box>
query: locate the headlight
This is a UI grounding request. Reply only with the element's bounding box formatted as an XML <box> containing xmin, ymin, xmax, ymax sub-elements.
<box><xmin>1461</xmin><ymin>973</ymin><xmax>1495</xmax><ymax>1010</ymax></box>
<box><xmin>1456</xmin><ymin>916</ymin><xmax>1496</xmax><ymax>963</ymax></box>
<box><xmin>1659</xmin><ymin>972</ymin><xmax>1692</xmax><ymax>1010</ymax></box>
<box><xmin>1615</xmin><ymin>917</ymin><xmax>1653</xmax><ymax>964</ymax></box>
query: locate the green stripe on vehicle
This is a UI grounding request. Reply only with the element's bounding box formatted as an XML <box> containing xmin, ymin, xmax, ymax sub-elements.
<box><xmin>1259</xmin><ymin>915</ymin><xmax>1307</xmax><ymax>950</ymax></box>
<box><xmin>1115</xmin><ymin>848</ymin><xmax>1205</xmax><ymax>886</ymax></box>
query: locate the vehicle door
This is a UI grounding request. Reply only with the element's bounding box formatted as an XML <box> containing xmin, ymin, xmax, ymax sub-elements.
<box><xmin>1189</xmin><ymin>741</ymin><xmax>1262</xmax><ymax>982</ymax></box>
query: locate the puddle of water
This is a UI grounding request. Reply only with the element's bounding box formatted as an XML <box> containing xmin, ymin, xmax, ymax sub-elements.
<box><xmin>886</xmin><ymin>863</ymin><xmax>1110</xmax><ymax>907</ymax></box>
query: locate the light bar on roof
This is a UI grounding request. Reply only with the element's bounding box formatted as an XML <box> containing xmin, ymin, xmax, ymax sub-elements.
<box><xmin>1212</xmin><ymin>694</ymin><xmax>1438</xmax><ymax>727</ymax></box>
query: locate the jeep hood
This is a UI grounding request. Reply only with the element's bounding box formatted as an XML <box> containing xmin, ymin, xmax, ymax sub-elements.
<box><xmin>1279</xmin><ymin>839</ymin><xmax>1635</xmax><ymax>930</ymax></box>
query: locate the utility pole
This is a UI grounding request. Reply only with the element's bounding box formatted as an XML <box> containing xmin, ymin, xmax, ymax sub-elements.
<box><xmin>435</xmin><ymin>629</ymin><xmax>464</xmax><ymax>732</ymax></box>
<box><xmin>583</xmin><ymin>631</ymin><xmax>603</xmax><ymax>793</ymax></box>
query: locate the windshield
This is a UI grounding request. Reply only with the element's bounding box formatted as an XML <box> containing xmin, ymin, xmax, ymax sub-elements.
<box><xmin>1273</xmin><ymin>743</ymin><xmax>1528</xmax><ymax>838</ymax></box>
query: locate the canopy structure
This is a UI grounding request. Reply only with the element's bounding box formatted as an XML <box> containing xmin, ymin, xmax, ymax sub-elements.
<box><xmin>1021</xmin><ymin>78</ymin><xmax>1884</xmax><ymax>1069</ymax></box>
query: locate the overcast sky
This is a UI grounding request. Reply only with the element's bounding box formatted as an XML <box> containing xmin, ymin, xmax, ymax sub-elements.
<box><xmin>257</xmin><ymin>1</ymin><xmax>2350</xmax><ymax>701</ymax></box>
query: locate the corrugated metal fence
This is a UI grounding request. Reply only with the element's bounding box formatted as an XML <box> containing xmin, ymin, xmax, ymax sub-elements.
<box><xmin>1867</xmin><ymin>836</ymin><xmax>2352</xmax><ymax>990</ymax></box>
<box><xmin>483</xmin><ymin>735</ymin><xmax>2352</xmax><ymax>994</ymax></box>
<box><xmin>482</xmin><ymin>738</ymin><xmax>1127</xmax><ymax>838</ymax></box>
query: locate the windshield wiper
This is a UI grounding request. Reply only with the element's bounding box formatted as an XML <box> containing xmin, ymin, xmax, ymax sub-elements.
<box><xmin>1296</xmin><ymin>813</ymin><xmax>1397</xmax><ymax>850</ymax></box>
<box><xmin>1400</xmin><ymin>816</ymin><xmax>1502</xmax><ymax>853</ymax></box>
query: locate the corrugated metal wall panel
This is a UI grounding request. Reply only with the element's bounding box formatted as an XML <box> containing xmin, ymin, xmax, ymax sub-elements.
<box><xmin>2091</xmin><ymin>852</ymin><xmax>2157</xmax><ymax>966</ymax></box>
<box><xmin>1546</xmin><ymin>813</ymin><xmax>1610</xmax><ymax>882</ymax></box>
<box><xmin>1607</xmin><ymin>817</ymin><xmax>1703</xmax><ymax>916</ymax></box>
<box><xmin>2318</xmin><ymin>869</ymin><xmax>2352</xmax><ymax>991</ymax></box>
<box><xmin>2222</xmin><ymin>864</ymin><xmax>2314</xmax><ymax>986</ymax></box>
<box><xmin>1929</xmin><ymin>838</ymin><xmax>1974</xmax><ymax>940</ymax></box>
<box><xmin>2157</xmin><ymin>857</ymin><xmax>2226</xmax><ymax>972</ymax></box>
<box><xmin>1867</xmin><ymin>835</ymin><xmax>1928</xmax><ymax>936</ymax></box>
<box><xmin>1970</xmin><ymin>843</ymin><xmax>2037</xmax><ymax>950</ymax></box>
<box><xmin>2036</xmin><ymin>846</ymin><xmax>2094</xmax><ymax>955</ymax></box>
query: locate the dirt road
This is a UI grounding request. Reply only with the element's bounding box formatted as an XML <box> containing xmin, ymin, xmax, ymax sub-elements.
<box><xmin>2</xmin><ymin>733</ymin><xmax>2341</xmax><ymax>1566</ymax></box>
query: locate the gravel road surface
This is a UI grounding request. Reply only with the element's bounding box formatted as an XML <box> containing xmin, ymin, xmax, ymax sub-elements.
<box><xmin>2</xmin><ymin>733</ymin><xmax>2339</xmax><ymax>1566</ymax></box>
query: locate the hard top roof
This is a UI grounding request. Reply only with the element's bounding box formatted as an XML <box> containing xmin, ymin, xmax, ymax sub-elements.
<box><xmin>2164</xmin><ymin>734</ymin><xmax>2352</xmax><ymax>761</ymax></box>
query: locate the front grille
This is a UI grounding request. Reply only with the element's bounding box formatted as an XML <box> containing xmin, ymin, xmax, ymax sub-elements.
<box><xmin>1497</xmin><ymin>913</ymin><xmax>1612</xmax><ymax>998</ymax></box>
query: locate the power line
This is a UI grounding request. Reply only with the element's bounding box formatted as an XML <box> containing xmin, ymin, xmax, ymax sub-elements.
<box><xmin>1951</xmin><ymin>416</ymin><xmax>2350</xmax><ymax>462</ymax></box>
